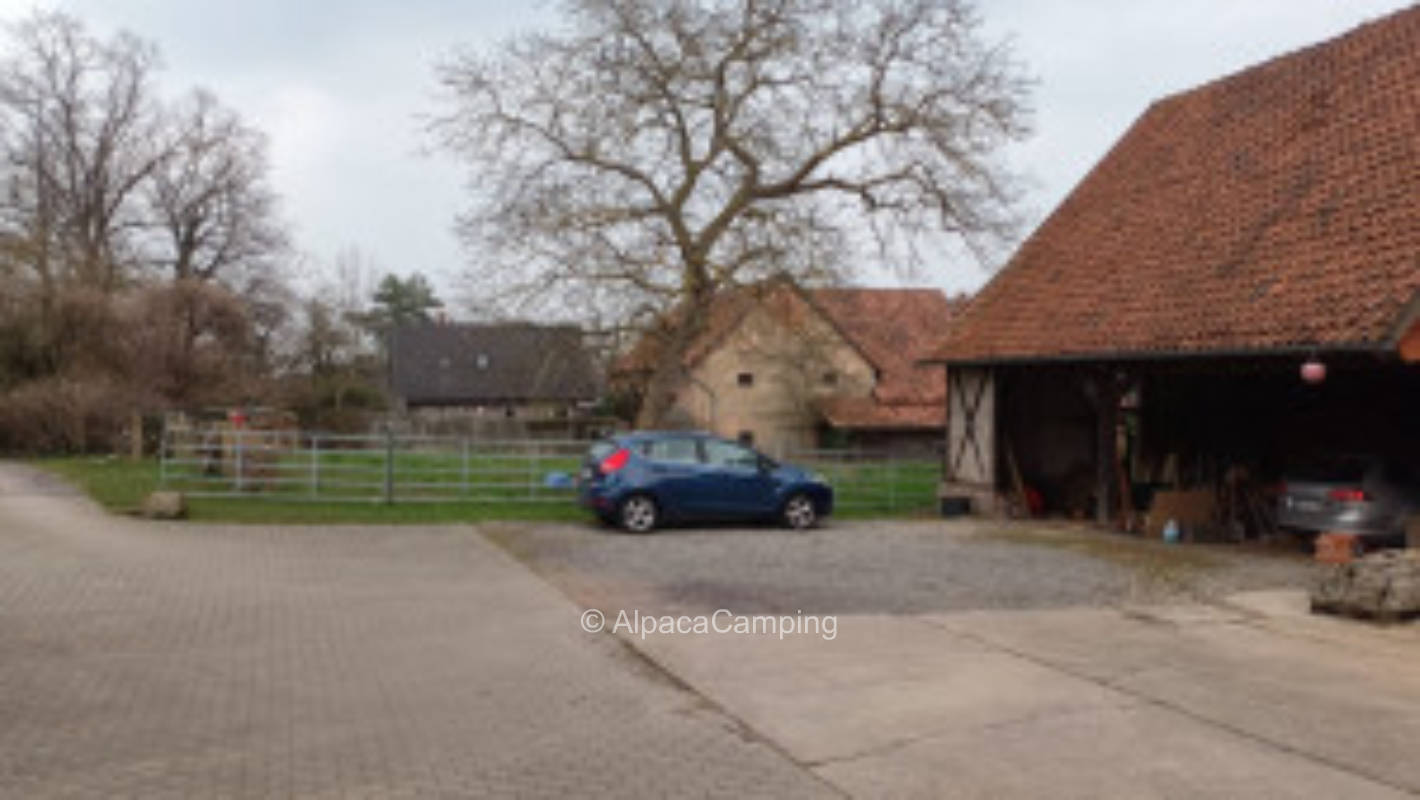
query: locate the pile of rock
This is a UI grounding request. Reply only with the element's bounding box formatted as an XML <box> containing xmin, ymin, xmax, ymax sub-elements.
<box><xmin>1311</xmin><ymin>549</ymin><xmax>1420</xmax><ymax>621</ymax></box>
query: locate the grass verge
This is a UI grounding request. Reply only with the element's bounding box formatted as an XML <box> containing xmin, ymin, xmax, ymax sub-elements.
<box><xmin>34</xmin><ymin>455</ymin><xmax>939</xmax><ymax>525</ymax></box>
<box><xmin>33</xmin><ymin>456</ymin><xmax>584</xmax><ymax>525</ymax></box>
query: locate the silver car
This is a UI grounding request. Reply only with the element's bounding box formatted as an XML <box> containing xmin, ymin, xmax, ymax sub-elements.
<box><xmin>1277</xmin><ymin>455</ymin><xmax>1416</xmax><ymax>549</ymax></box>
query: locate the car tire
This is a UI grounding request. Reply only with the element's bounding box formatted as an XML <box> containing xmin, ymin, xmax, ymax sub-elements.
<box><xmin>782</xmin><ymin>493</ymin><xmax>818</xmax><ymax>530</ymax></box>
<box><xmin>618</xmin><ymin>494</ymin><xmax>659</xmax><ymax>534</ymax></box>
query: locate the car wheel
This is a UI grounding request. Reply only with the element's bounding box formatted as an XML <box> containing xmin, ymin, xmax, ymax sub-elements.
<box><xmin>782</xmin><ymin>493</ymin><xmax>818</xmax><ymax>530</ymax></box>
<box><xmin>618</xmin><ymin>494</ymin><xmax>659</xmax><ymax>533</ymax></box>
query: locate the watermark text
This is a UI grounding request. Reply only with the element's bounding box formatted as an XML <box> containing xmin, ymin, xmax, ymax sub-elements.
<box><xmin>581</xmin><ymin>608</ymin><xmax>837</xmax><ymax>641</ymax></box>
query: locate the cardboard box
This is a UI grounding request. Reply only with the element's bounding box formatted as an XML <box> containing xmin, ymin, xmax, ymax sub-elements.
<box><xmin>1315</xmin><ymin>532</ymin><xmax>1359</xmax><ymax>564</ymax></box>
<box><xmin>1145</xmin><ymin>489</ymin><xmax>1215</xmax><ymax>540</ymax></box>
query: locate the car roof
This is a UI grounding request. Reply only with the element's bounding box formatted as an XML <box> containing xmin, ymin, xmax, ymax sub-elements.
<box><xmin>613</xmin><ymin>430</ymin><xmax>716</xmax><ymax>444</ymax></box>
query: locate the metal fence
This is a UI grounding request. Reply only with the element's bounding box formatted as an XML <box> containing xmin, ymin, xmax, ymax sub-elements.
<box><xmin>160</xmin><ymin>428</ymin><xmax>588</xmax><ymax>504</ymax></box>
<box><xmin>784</xmin><ymin>448</ymin><xmax>940</xmax><ymax>514</ymax></box>
<box><xmin>159</xmin><ymin>427</ymin><xmax>940</xmax><ymax>513</ymax></box>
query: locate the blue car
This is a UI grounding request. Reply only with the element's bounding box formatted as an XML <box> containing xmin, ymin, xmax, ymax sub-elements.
<box><xmin>576</xmin><ymin>431</ymin><xmax>834</xmax><ymax>533</ymax></box>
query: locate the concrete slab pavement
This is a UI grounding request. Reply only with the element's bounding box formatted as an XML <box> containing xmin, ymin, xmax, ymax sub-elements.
<box><xmin>928</xmin><ymin>606</ymin><xmax>1420</xmax><ymax>794</ymax></box>
<box><xmin>618</xmin><ymin>606</ymin><xmax>1420</xmax><ymax>798</ymax></box>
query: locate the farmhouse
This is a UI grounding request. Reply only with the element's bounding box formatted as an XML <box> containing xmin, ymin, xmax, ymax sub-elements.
<box><xmin>618</xmin><ymin>280</ymin><xmax>958</xmax><ymax>456</ymax></box>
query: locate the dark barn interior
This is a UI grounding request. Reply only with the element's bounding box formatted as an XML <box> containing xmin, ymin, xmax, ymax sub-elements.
<box><xmin>993</xmin><ymin>357</ymin><xmax>1420</xmax><ymax>526</ymax></box>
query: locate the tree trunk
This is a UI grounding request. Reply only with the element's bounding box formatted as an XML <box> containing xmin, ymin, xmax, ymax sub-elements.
<box><xmin>634</xmin><ymin>278</ymin><xmax>714</xmax><ymax>429</ymax></box>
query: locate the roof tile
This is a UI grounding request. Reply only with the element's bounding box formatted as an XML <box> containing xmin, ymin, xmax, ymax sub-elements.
<box><xmin>929</xmin><ymin>7</ymin><xmax>1420</xmax><ymax>363</ymax></box>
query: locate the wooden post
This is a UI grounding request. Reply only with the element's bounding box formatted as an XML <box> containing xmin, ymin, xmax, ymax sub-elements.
<box><xmin>158</xmin><ymin>421</ymin><xmax>168</xmax><ymax>488</ymax></box>
<box><xmin>1094</xmin><ymin>370</ymin><xmax>1119</xmax><ymax>525</ymax></box>
<box><xmin>941</xmin><ymin>367</ymin><xmax>953</xmax><ymax>481</ymax></box>
<box><xmin>129</xmin><ymin>410</ymin><xmax>144</xmax><ymax>461</ymax></box>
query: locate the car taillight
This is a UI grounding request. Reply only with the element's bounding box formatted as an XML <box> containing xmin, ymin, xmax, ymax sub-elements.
<box><xmin>1328</xmin><ymin>487</ymin><xmax>1369</xmax><ymax>503</ymax></box>
<box><xmin>599</xmin><ymin>448</ymin><xmax>630</xmax><ymax>473</ymax></box>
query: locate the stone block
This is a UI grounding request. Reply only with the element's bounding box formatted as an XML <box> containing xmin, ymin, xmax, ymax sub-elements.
<box><xmin>142</xmin><ymin>491</ymin><xmax>187</xmax><ymax>520</ymax></box>
<box><xmin>1311</xmin><ymin>549</ymin><xmax>1420</xmax><ymax>620</ymax></box>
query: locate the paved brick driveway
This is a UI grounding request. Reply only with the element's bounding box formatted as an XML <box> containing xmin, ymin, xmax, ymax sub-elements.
<box><xmin>0</xmin><ymin>465</ymin><xmax>833</xmax><ymax>798</ymax></box>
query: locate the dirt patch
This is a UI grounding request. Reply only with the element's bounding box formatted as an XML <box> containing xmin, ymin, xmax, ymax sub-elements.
<box><xmin>971</xmin><ymin>523</ymin><xmax>1231</xmax><ymax>600</ymax></box>
<box><xmin>974</xmin><ymin>524</ymin><xmax>1221</xmax><ymax>568</ymax></box>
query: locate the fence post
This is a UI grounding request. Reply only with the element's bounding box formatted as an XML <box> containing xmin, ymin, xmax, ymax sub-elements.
<box><xmin>528</xmin><ymin>442</ymin><xmax>537</xmax><ymax>500</ymax></box>
<box><xmin>461</xmin><ymin>437</ymin><xmax>470</xmax><ymax>497</ymax></box>
<box><xmin>158</xmin><ymin>422</ymin><xmax>168</xmax><ymax>489</ymax></box>
<box><xmin>888</xmin><ymin>455</ymin><xmax>898</xmax><ymax>512</ymax></box>
<box><xmin>234</xmin><ymin>428</ymin><xmax>245</xmax><ymax>493</ymax></box>
<box><xmin>383</xmin><ymin>427</ymin><xmax>395</xmax><ymax>505</ymax></box>
<box><xmin>310</xmin><ymin>433</ymin><xmax>321</xmax><ymax>499</ymax></box>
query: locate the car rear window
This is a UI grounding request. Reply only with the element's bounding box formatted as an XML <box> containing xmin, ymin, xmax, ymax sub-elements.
<box><xmin>643</xmin><ymin>437</ymin><xmax>700</xmax><ymax>464</ymax></box>
<box><xmin>1290</xmin><ymin>456</ymin><xmax>1372</xmax><ymax>483</ymax></box>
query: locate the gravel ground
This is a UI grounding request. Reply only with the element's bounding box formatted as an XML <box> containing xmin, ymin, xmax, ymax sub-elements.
<box><xmin>486</xmin><ymin>517</ymin><xmax>1321</xmax><ymax>616</ymax></box>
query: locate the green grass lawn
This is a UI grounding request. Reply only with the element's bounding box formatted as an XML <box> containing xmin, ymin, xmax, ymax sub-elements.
<box><xmin>34</xmin><ymin>453</ymin><xmax>941</xmax><ymax>524</ymax></box>
<box><xmin>35</xmin><ymin>456</ymin><xmax>584</xmax><ymax>524</ymax></box>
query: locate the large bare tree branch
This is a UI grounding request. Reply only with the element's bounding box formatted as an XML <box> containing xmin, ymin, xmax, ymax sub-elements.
<box><xmin>431</xmin><ymin>0</ymin><xmax>1031</xmax><ymax>425</ymax></box>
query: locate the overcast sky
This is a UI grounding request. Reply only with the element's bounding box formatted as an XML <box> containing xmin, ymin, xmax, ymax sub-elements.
<box><xmin>1</xmin><ymin>0</ymin><xmax>1413</xmax><ymax>302</ymax></box>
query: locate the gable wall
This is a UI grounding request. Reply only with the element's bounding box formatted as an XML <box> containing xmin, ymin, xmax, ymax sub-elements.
<box><xmin>671</xmin><ymin>299</ymin><xmax>876</xmax><ymax>455</ymax></box>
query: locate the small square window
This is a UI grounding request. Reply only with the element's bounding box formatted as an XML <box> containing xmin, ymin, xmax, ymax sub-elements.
<box><xmin>737</xmin><ymin>372</ymin><xmax>754</xmax><ymax>387</ymax></box>
<box><xmin>822</xmin><ymin>371</ymin><xmax>838</xmax><ymax>386</ymax></box>
<box><xmin>476</xmin><ymin>353</ymin><xmax>490</xmax><ymax>369</ymax></box>
<box><xmin>737</xmin><ymin>430</ymin><xmax>754</xmax><ymax>447</ymax></box>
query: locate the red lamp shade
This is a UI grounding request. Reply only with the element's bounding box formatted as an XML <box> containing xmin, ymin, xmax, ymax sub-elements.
<box><xmin>1300</xmin><ymin>359</ymin><xmax>1326</xmax><ymax>384</ymax></box>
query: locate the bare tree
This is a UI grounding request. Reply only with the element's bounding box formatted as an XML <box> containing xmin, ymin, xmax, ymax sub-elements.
<box><xmin>143</xmin><ymin>89</ymin><xmax>288</xmax><ymax>391</ymax></box>
<box><xmin>0</xmin><ymin>10</ymin><xmax>299</xmax><ymax>441</ymax></box>
<box><xmin>146</xmin><ymin>89</ymin><xmax>286</xmax><ymax>285</ymax></box>
<box><xmin>0</xmin><ymin>12</ymin><xmax>165</xmax><ymax>292</ymax></box>
<box><xmin>0</xmin><ymin>11</ymin><xmax>167</xmax><ymax>381</ymax></box>
<box><xmin>432</xmin><ymin>0</ymin><xmax>1030</xmax><ymax>424</ymax></box>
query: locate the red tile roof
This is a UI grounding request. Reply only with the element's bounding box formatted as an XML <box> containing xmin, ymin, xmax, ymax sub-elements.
<box><xmin>817</xmin><ymin>396</ymin><xmax>946</xmax><ymax>430</ymax></box>
<box><xmin>809</xmin><ymin>288</ymin><xmax>956</xmax><ymax>405</ymax></box>
<box><xmin>929</xmin><ymin>7</ymin><xmax>1420</xmax><ymax>364</ymax></box>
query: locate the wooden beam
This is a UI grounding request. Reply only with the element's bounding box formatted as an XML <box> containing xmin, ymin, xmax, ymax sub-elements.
<box><xmin>942</xmin><ymin>366</ymin><xmax>953</xmax><ymax>479</ymax></box>
<box><xmin>1094</xmin><ymin>371</ymin><xmax>1120</xmax><ymax>525</ymax></box>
